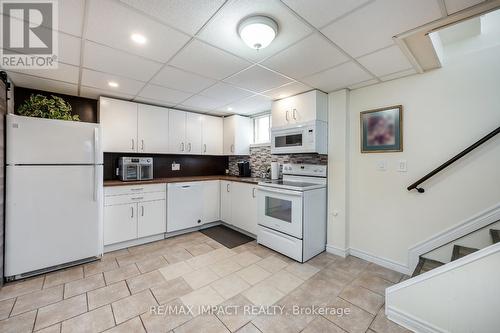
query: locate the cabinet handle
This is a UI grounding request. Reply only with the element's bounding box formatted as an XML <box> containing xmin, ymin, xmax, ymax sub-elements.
<box><xmin>292</xmin><ymin>108</ymin><xmax>297</xmax><ymax>120</ymax></box>
<box><xmin>231</xmin><ymin>144</ymin><xmax>234</xmax><ymax>153</ymax></box>
<box><xmin>131</xmin><ymin>206</ymin><xmax>134</xmax><ymax>218</ymax></box>
<box><xmin>131</xmin><ymin>139</ymin><xmax>135</xmax><ymax>150</ymax></box>
<box><xmin>226</xmin><ymin>183</ymin><xmax>230</xmax><ymax>192</ymax></box>
<box><xmin>141</xmin><ymin>205</ymin><xmax>144</xmax><ymax>216</ymax></box>
<box><xmin>252</xmin><ymin>188</ymin><xmax>256</xmax><ymax>198</ymax></box>
<box><xmin>188</xmin><ymin>143</ymin><xmax>192</xmax><ymax>152</ymax></box>
<box><xmin>130</xmin><ymin>188</ymin><xmax>144</xmax><ymax>191</ymax></box>
<box><xmin>131</xmin><ymin>197</ymin><xmax>144</xmax><ymax>200</ymax></box>
<box><xmin>180</xmin><ymin>142</ymin><xmax>184</xmax><ymax>151</ymax></box>
<box><xmin>285</xmin><ymin>110</ymin><xmax>289</xmax><ymax>122</ymax></box>
<box><xmin>141</xmin><ymin>139</ymin><xmax>144</xmax><ymax>151</ymax></box>
<box><xmin>203</xmin><ymin>144</ymin><xmax>207</xmax><ymax>153</ymax></box>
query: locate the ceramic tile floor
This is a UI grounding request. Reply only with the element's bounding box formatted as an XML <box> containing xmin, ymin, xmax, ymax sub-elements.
<box><xmin>0</xmin><ymin>231</ymin><xmax>412</xmax><ymax>333</ymax></box>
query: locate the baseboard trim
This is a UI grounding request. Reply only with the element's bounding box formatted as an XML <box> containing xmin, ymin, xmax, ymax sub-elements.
<box><xmin>350</xmin><ymin>248</ymin><xmax>410</xmax><ymax>275</ymax></box>
<box><xmin>386</xmin><ymin>306</ymin><xmax>447</xmax><ymax>333</ymax></box>
<box><xmin>408</xmin><ymin>202</ymin><xmax>500</xmax><ymax>272</ymax></box>
<box><xmin>326</xmin><ymin>244</ymin><xmax>349</xmax><ymax>258</ymax></box>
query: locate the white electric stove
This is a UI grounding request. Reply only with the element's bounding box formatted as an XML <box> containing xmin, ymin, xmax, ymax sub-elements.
<box><xmin>256</xmin><ymin>164</ymin><xmax>327</xmax><ymax>262</ymax></box>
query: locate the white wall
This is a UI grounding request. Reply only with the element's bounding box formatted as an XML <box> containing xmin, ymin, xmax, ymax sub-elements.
<box><xmin>329</xmin><ymin>43</ymin><xmax>500</xmax><ymax>269</ymax></box>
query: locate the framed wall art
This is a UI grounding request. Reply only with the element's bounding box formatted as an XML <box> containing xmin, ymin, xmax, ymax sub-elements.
<box><xmin>360</xmin><ymin>105</ymin><xmax>403</xmax><ymax>153</ymax></box>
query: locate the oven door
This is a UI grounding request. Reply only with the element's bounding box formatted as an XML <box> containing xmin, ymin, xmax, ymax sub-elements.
<box><xmin>257</xmin><ymin>186</ymin><xmax>303</xmax><ymax>239</ymax></box>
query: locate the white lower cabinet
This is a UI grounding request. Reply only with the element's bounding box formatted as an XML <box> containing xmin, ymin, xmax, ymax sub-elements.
<box><xmin>220</xmin><ymin>180</ymin><xmax>232</xmax><ymax>224</ymax></box>
<box><xmin>104</xmin><ymin>184</ymin><xmax>166</xmax><ymax>247</ymax></box>
<box><xmin>203</xmin><ymin>180</ymin><xmax>220</xmax><ymax>223</ymax></box>
<box><xmin>228</xmin><ymin>182</ymin><xmax>258</xmax><ymax>235</ymax></box>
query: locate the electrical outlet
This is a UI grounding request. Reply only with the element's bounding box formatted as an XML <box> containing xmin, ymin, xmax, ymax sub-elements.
<box><xmin>171</xmin><ymin>163</ymin><xmax>180</xmax><ymax>171</ymax></box>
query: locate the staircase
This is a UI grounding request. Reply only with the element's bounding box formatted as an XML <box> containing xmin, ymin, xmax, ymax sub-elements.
<box><xmin>412</xmin><ymin>228</ymin><xmax>500</xmax><ymax>276</ymax></box>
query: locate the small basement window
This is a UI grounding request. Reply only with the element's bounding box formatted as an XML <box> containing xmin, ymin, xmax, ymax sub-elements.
<box><xmin>253</xmin><ymin>114</ymin><xmax>271</xmax><ymax>144</ymax></box>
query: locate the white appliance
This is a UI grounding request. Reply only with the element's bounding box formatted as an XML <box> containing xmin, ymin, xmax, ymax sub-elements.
<box><xmin>270</xmin><ymin>120</ymin><xmax>327</xmax><ymax>154</ymax></box>
<box><xmin>257</xmin><ymin>164</ymin><xmax>327</xmax><ymax>262</ymax></box>
<box><xmin>5</xmin><ymin>115</ymin><xmax>103</xmax><ymax>279</ymax></box>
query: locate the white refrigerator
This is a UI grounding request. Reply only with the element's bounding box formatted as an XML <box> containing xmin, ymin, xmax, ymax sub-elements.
<box><xmin>5</xmin><ymin>114</ymin><xmax>103</xmax><ymax>279</ymax></box>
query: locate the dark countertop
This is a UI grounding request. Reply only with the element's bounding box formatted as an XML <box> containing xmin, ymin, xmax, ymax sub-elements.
<box><xmin>103</xmin><ymin>175</ymin><xmax>263</xmax><ymax>187</ymax></box>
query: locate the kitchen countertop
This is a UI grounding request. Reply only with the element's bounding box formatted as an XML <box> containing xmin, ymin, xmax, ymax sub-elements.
<box><xmin>103</xmin><ymin>175</ymin><xmax>264</xmax><ymax>187</ymax></box>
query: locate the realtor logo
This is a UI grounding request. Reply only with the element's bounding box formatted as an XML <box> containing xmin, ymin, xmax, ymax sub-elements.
<box><xmin>1</xmin><ymin>0</ymin><xmax>58</xmax><ymax>68</ymax></box>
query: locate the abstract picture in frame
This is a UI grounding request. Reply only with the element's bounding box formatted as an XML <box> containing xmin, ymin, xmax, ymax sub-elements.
<box><xmin>360</xmin><ymin>105</ymin><xmax>403</xmax><ymax>153</ymax></box>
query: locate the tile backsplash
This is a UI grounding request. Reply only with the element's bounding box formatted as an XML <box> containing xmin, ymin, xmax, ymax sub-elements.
<box><xmin>228</xmin><ymin>145</ymin><xmax>327</xmax><ymax>177</ymax></box>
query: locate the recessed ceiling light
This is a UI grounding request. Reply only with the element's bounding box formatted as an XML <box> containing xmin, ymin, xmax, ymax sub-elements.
<box><xmin>227</xmin><ymin>107</ymin><xmax>233</xmax><ymax>111</ymax></box>
<box><xmin>238</xmin><ymin>16</ymin><xmax>278</xmax><ymax>50</ymax></box>
<box><xmin>131</xmin><ymin>33</ymin><xmax>147</xmax><ymax>45</ymax></box>
<box><xmin>108</xmin><ymin>81</ymin><xmax>119</xmax><ymax>88</ymax></box>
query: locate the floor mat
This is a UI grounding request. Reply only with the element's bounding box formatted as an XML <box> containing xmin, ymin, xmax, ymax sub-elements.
<box><xmin>201</xmin><ymin>225</ymin><xmax>254</xmax><ymax>249</ymax></box>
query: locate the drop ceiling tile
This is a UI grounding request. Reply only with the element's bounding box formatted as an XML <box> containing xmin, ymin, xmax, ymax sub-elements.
<box><xmin>150</xmin><ymin>66</ymin><xmax>216</xmax><ymax>94</ymax></box>
<box><xmin>181</xmin><ymin>94</ymin><xmax>226</xmax><ymax>111</ymax></box>
<box><xmin>380</xmin><ymin>68</ymin><xmax>417</xmax><ymax>81</ymax></box>
<box><xmin>262</xmin><ymin>33</ymin><xmax>349</xmax><ymax>79</ymax></box>
<box><xmin>444</xmin><ymin>0</ymin><xmax>485</xmax><ymax>14</ymax></box>
<box><xmin>302</xmin><ymin>61</ymin><xmax>372</xmax><ymax>92</ymax></box>
<box><xmin>86</xmin><ymin>0</ymin><xmax>190</xmax><ymax>63</ymax></box>
<box><xmin>224</xmin><ymin>65</ymin><xmax>292</xmax><ymax>93</ymax></box>
<box><xmin>139</xmin><ymin>84</ymin><xmax>193</xmax><ymax>104</ymax></box>
<box><xmin>321</xmin><ymin>0</ymin><xmax>442</xmax><ymax>57</ymax></box>
<box><xmin>222</xmin><ymin>95</ymin><xmax>272</xmax><ymax>115</ymax></box>
<box><xmin>170</xmin><ymin>40</ymin><xmax>251</xmax><ymax>80</ymax></box>
<box><xmin>80</xmin><ymin>87</ymin><xmax>135</xmax><ymax>101</ymax></box>
<box><xmin>7</xmin><ymin>72</ymin><xmax>78</xmax><ymax>95</ymax></box>
<box><xmin>9</xmin><ymin>63</ymin><xmax>80</xmax><ymax>84</ymax></box>
<box><xmin>119</xmin><ymin>0</ymin><xmax>226</xmax><ymax>35</ymax></box>
<box><xmin>262</xmin><ymin>81</ymin><xmax>312</xmax><ymax>99</ymax></box>
<box><xmin>199</xmin><ymin>83</ymin><xmax>253</xmax><ymax>105</ymax></box>
<box><xmin>198</xmin><ymin>0</ymin><xmax>313</xmax><ymax>62</ymax></box>
<box><xmin>59</xmin><ymin>0</ymin><xmax>85</xmax><ymax>36</ymax></box>
<box><xmin>83</xmin><ymin>41</ymin><xmax>161</xmax><ymax>82</ymax></box>
<box><xmin>348</xmin><ymin>78</ymin><xmax>378</xmax><ymax>90</ymax></box>
<box><xmin>282</xmin><ymin>0</ymin><xmax>372</xmax><ymax>28</ymax></box>
<box><xmin>356</xmin><ymin>45</ymin><xmax>413</xmax><ymax>77</ymax></box>
<box><xmin>133</xmin><ymin>97</ymin><xmax>175</xmax><ymax>108</ymax></box>
<box><xmin>59</xmin><ymin>33</ymin><xmax>81</xmax><ymax>66</ymax></box>
<box><xmin>81</xmin><ymin>69</ymin><xmax>145</xmax><ymax>95</ymax></box>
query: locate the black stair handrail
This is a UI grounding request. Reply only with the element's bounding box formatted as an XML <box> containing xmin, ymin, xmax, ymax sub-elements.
<box><xmin>408</xmin><ymin>125</ymin><xmax>500</xmax><ymax>193</ymax></box>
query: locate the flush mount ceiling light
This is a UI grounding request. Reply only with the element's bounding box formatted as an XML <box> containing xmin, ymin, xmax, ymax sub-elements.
<box><xmin>238</xmin><ymin>16</ymin><xmax>278</xmax><ymax>50</ymax></box>
<box><xmin>108</xmin><ymin>81</ymin><xmax>119</xmax><ymax>88</ymax></box>
<box><xmin>131</xmin><ymin>33</ymin><xmax>147</xmax><ymax>45</ymax></box>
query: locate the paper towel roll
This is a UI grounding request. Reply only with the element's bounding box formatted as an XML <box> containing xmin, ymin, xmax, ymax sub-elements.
<box><xmin>271</xmin><ymin>162</ymin><xmax>280</xmax><ymax>180</ymax></box>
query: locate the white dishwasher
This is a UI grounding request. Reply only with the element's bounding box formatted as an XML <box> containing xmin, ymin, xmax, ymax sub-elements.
<box><xmin>167</xmin><ymin>182</ymin><xmax>204</xmax><ymax>232</ymax></box>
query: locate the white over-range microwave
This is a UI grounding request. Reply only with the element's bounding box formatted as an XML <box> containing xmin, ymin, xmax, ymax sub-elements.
<box><xmin>270</xmin><ymin>121</ymin><xmax>327</xmax><ymax>154</ymax></box>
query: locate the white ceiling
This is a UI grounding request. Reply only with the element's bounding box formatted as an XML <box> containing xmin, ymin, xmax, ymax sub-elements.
<box><xmin>2</xmin><ymin>0</ymin><xmax>488</xmax><ymax>116</ymax></box>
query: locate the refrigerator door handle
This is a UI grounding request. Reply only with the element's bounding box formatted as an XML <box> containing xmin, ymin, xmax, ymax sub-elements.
<box><xmin>93</xmin><ymin>128</ymin><xmax>99</xmax><ymax>202</ymax></box>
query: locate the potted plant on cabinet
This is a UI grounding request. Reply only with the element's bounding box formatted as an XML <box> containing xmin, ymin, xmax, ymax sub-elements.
<box><xmin>17</xmin><ymin>94</ymin><xmax>80</xmax><ymax>121</ymax></box>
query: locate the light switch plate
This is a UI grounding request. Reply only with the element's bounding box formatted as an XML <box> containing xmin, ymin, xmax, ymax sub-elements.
<box><xmin>377</xmin><ymin>160</ymin><xmax>387</xmax><ymax>171</ymax></box>
<box><xmin>172</xmin><ymin>163</ymin><xmax>180</xmax><ymax>171</ymax></box>
<box><xmin>397</xmin><ymin>159</ymin><xmax>407</xmax><ymax>172</ymax></box>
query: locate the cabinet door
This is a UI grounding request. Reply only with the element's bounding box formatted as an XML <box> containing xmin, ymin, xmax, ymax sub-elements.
<box><xmin>203</xmin><ymin>180</ymin><xmax>220</xmax><ymax>223</ymax></box>
<box><xmin>291</xmin><ymin>90</ymin><xmax>316</xmax><ymax>124</ymax></box>
<box><xmin>230</xmin><ymin>182</ymin><xmax>257</xmax><ymax>235</ymax></box>
<box><xmin>137</xmin><ymin>200</ymin><xmax>166</xmax><ymax>238</ymax></box>
<box><xmin>104</xmin><ymin>203</ymin><xmax>137</xmax><ymax>245</ymax></box>
<box><xmin>271</xmin><ymin>98</ymin><xmax>292</xmax><ymax>127</ymax></box>
<box><xmin>186</xmin><ymin>112</ymin><xmax>202</xmax><ymax>154</ymax></box>
<box><xmin>202</xmin><ymin>115</ymin><xmax>223</xmax><ymax>155</ymax></box>
<box><xmin>220</xmin><ymin>181</ymin><xmax>232</xmax><ymax>224</ymax></box>
<box><xmin>168</xmin><ymin>110</ymin><xmax>186</xmax><ymax>153</ymax></box>
<box><xmin>138</xmin><ymin>104</ymin><xmax>169</xmax><ymax>154</ymax></box>
<box><xmin>247</xmin><ymin>185</ymin><xmax>258</xmax><ymax>235</ymax></box>
<box><xmin>100</xmin><ymin>97</ymin><xmax>138</xmax><ymax>152</ymax></box>
<box><xmin>167</xmin><ymin>183</ymin><xmax>203</xmax><ymax>232</ymax></box>
<box><xmin>234</xmin><ymin>116</ymin><xmax>252</xmax><ymax>155</ymax></box>
<box><xmin>223</xmin><ymin>117</ymin><xmax>235</xmax><ymax>155</ymax></box>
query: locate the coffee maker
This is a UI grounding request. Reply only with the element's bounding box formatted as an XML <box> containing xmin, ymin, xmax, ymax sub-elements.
<box><xmin>237</xmin><ymin>161</ymin><xmax>251</xmax><ymax>177</ymax></box>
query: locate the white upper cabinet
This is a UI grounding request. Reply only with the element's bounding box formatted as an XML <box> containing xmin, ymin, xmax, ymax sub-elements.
<box><xmin>223</xmin><ymin>115</ymin><xmax>252</xmax><ymax>155</ymax></box>
<box><xmin>202</xmin><ymin>115</ymin><xmax>223</xmax><ymax>155</ymax></box>
<box><xmin>186</xmin><ymin>112</ymin><xmax>202</xmax><ymax>154</ymax></box>
<box><xmin>169</xmin><ymin>110</ymin><xmax>187</xmax><ymax>153</ymax></box>
<box><xmin>100</xmin><ymin>97</ymin><xmax>138</xmax><ymax>153</ymax></box>
<box><xmin>271</xmin><ymin>90</ymin><xmax>328</xmax><ymax>128</ymax></box>
<box><xmin>137</xmin><ymin>104</ymin><xmax>169</xmax><ymax>154</ymax></box>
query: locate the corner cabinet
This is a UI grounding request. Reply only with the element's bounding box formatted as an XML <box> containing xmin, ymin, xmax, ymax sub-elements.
<box><xmin>223</xmin><ymin>115</ymin><xmax>252</xmax><ymax>155</ymax></box>
<box><xmin>271</xmin><ymin>90</ymin><xmax>328</xmax><ymax>128</ymax></box>
<box><xmin>104</xmin><ymin>184</ymin><xmax>166</xmax><ymax>248</ymax></box>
